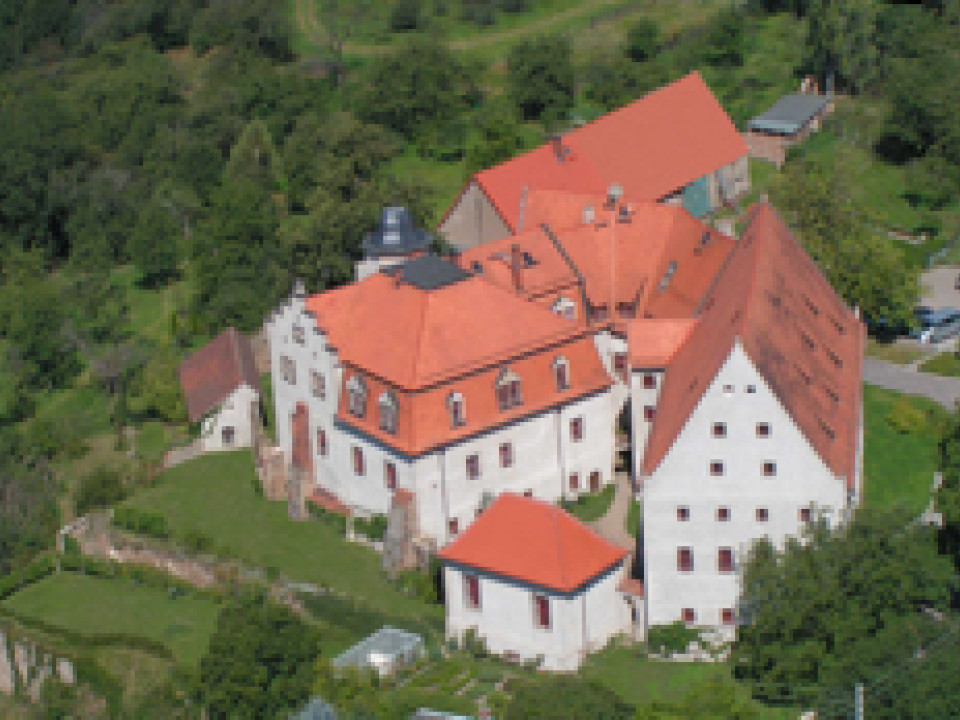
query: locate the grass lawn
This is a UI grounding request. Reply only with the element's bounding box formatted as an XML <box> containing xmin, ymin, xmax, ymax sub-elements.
<box><xmin>919</xmin><ymin>352</ymin><xmax>960</xmax><ymax>377</ymax></box>
<box><xmin>580</xmin><ymin>645</ymin><xmax>797</xmax><ymax>718</ymax></box>
<box><xmin>862</xmin><ymin>384</ymin><xmax>944</xmax><ymax>515</ymax></box>
<box><xmin>866</xmin><ymin>338</ymin><xmax>929</xmax><ymax>366</ymax></box>
<box><xmin>560</xmin><ymin>483</ymin><xmax>615</xmax><ymax>522</ymax></box>
<box><xmin>123</xmin><ymin>450</ymin><xmax>440</xmax><ymax>622</ymax></box>
<box><xmin>2</xmin><ymin>573</ymin><xmax>219</xmax><ymax>666</ymax></box>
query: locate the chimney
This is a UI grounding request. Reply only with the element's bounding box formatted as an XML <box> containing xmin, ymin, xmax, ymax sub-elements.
<box><xmin>617</xmin><ymin>203</ymin><xmax>631</xmax><ymax>223</ymax></box>
<box><xmin>551</xmin><ymin>134</ymin><xmax>564</xmax><ymax>161</ymax></box>
<box><xmin>583</xmin><ymin>205</ymin><xmax>595</xmax><ymax>225</ymax></box>
<box><xmin>606</xmin><ymin>184</ymin><xmax>622</xmax><ymax>209</ymax></box>
<box><xmin>510</xmin><ymin>243</ymin><xmax>524</xmax><ymax>293</ymax></box>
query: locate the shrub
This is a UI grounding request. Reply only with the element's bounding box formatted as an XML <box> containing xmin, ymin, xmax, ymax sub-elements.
<box><xmin>0</xmin><ymin>554</ymin><xmax>56</xmax><ymax>600</ymax></box>
<box><xmin>647</xmin><ymin>621</ymin><xmax>702</xmax><ymax>657</ymax></box>
<box><xmin>183</xmin><ymin>529</ymin><xmax>215</xmax><ymax>554</ymax></box>
<box><xmin>113</xmin><ymin>507</ymin><xmax>170</xmax><ymax>538</ymax></box>
<box><xmin>354</xmin><ymin>514</ymin><xmax>388</xmax><ymax>542</ymax></box>
<box><xmin>886</xmin><ymin>396</ymin><xmax>928</xmax><ymax>434</ymax></box>
<box><xmin>75</xmin><ymin>466</ymin><xmax>126</xmax><ymax>515</ymax></box>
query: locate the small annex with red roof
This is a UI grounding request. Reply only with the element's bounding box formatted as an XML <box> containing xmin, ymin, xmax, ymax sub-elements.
<box><xmin>439</xmin><ymin>72</ymin><xmax>749</xmax><ymax>250</ymax></box>
<box><xmin>439</xmin><ymin>493</ymin><xmax>633</xmax><ymax>671</ymax></box>
<box><xmin>178</xmin><ymin>327</ymin><xmax>261</xmax><ymax>453</ymax></box>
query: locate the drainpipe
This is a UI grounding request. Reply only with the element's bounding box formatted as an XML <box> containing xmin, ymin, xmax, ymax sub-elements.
<box><xmin>439</xmin><ymin>449</ymin><xmax>450</xmax><ymax>543</ymax></box>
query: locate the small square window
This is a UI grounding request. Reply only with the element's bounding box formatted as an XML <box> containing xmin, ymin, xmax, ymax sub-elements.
<box><xmin>523</xmin><ymin>489</ymin><xmax>533</xmax><ymax>498</ymax></box>
<box><xmin>799</xmin><ymin>507</ymin><xmax>812</xmax><ymax>523</ymax></box>
<box><xmin>718</xmin><ymin>547</ymin><xmax>735</xmax><ymax>573</ymax></box>
<box><xmin>745</xmin><ymin>385</ymin><xmax>756</xmax><ymax>394</ymax></box>
<box><xmin>710</xmin><ymin>461</ymin><xmax>724</xmax><ymax>476</ymax></box>
<box><xmin>721</xmin><ymin>608</ymin><xmax>736</xmax><ymax>625</ymax></box>
<box><xmin>449</xmin><ymin>518</ymin><xmax>460</xmax><ymax>536</ymax></box>
<box><xmin>292</xmin><ymin>325</ymin><xmax>305</xmax><ymax>345</ymax></box>
<box><xmin>763</xmin><ymin>461</ymin><xmax>777</xmax><ymax>477</ymax></box>
<box><xmin>570</xmin><ymin>417</ymin><xmax>584</xmax><ymax>442</ymax></box>
<box><xmin>310</xmin><ymin>370</ymin><xmax>326</xmax><ymax>399</ymax></box>
<box><xmin>756</xmin><ymin>422</ymin><xmax>771</xmax><ymax>438</ymax></box>
<box><xmin>384</xmin><ymin>461</ymin><xmax>397</xmax><ymax>490</ymax></box>
<box><xmin>716</xmin><ymin>507</ymin><xmax>730</xmax><ymax>522</ymax></box>
<box><xmin>499</xmin><ymin>442</ymin><xmax>514</xmax><ymax>468</ymax></box>
<box><xmin>681</xmin><ymin>608</ymin><xmax>696</xmax><ymax>624</ymax></box>
<box><xmin>712</xmin><ymin>422</ymin><xmax>727</xmax><ymax>438</ymax></box>
<box><xmin>534</xmin><ymin>593</ymin><xmax>551</xmax><ymax>629</ymax></box>
<box><xmin>466</xmin><ymin>454</ymin><xmax>480</xmax><ymax>480</ymax></box>
<box><xmin>723</xmin><ymin>384</ymin><xmax>734</xmax><ymax>395</ymax></box>
<box><xmin>643</xmin><ymin>373</ymin><xmax>657</xmax><ymax>390</ymax></box>
<box><xmin>644</xmin><ymin>405</ymin><xmax>656</xmax><ymax>422</ymax></box>
<box><xmin>677</xmin><ymin>547</ymin><xmax>694</xmax><ymax>572</ymax></box>
<box><xmin>613</xmin><ymin>353</ymin><xmax>628</xmax><ymax>372</ymax></box>
<box><xmin>569</xmin><ymin>472</ymin><xmax>580</xmax><ymax>490</ymax></box>
<box><xmin>756</xmin><ymin>507</ymin><xmax>769</xmax><ymax>522</ymax></box>
<box><xmin>677</xmin><ymin>506</ymin><xmax>690</xmax><ymax>521</ymax></box>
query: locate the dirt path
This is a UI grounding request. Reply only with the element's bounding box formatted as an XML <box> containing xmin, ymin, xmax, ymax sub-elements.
<box><xmin>294</xmin><ymin>0</ymin><xmax>626</xmax><ymax>57</ymax></box>
<box><xmin>589</xmin><ymin>471</ymin><xmax>634</xmax><ymax>551</ymax></box>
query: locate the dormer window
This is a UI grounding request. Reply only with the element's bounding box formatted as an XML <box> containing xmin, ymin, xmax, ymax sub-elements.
<box><xmin>496</xmin><ymin>369</ymin><xmax>523</xmax><ymax>411</ymax></box>
<box><xmin>553</xmin><ymin>356</ymin><xmax>570</xmax><ymax>391</ymax></box>
<box><xmin>551</xmin><ymin>297</ymin><xmax>576</xmax><ymax>321</ymax></box>
<box><xmin>447</xmin><ymin>392</ymin><xmax>466</xmax><ymax>428</ymax></box>
<box><xmin>378</xmin><ymin>391</ymin><xmax>398</xmax><ymax>434</ymax></box>
<box><xmin>347</xmin><ymin>375</ymin><xmax>367</xmax><ymax>418</ymax></box>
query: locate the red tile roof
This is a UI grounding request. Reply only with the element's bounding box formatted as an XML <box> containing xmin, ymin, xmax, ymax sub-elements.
<box><xmin>178</xmin><ymin>327</ymin><xmax>261</xmax><ymax>422</ymax></box>
<box><xmin>628</xmin><ymin>318</ymin><xmax>697</xmax><ymax>368</ymax></box>
<box><xmin>644</xmin><ymin>203</ymin><xmax>864</xmax><ymax>487</ymax></box>
<box><xmin>617</xmin><ymin>577</ymin><xmax>645</xmax><ymax>597</ymax></box>
<box><xmin>457</xmin><ymin>72</ymin><xmax>747</xmax><ymax>233</ymax></box>
<box><xmin>438</xmin><ymin>493</ymin><xmax>628</xmax><ymax>593</ymax></box>
<box><xmin>306</xmin><ymin>487</ymin><xmax>351</xmax><ymax>516</ymax></box>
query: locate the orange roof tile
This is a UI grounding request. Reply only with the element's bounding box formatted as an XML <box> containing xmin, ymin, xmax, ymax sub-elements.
<box><xmin>464</xmin><ymin>73</ymin><xmax>747</xmax><ymax>232</ymax></box>
<box><xmin>438</xmin><ymin>493</ymin><xmax>628</xmax><ymax>593</ymax></box>
<box><xmin>628</xmin><ymin>318</ymin><xmax>697</xmax><ymax>368</ymax></box>
<box><xmin>644</xmin><ymin>203</ymin><xmax>864</xmax><ymax>487</ymax></box>
<box><xmin>178</xmin><ymin>327</ymin><xmax>260</xmax><ymax>422</ymax></box>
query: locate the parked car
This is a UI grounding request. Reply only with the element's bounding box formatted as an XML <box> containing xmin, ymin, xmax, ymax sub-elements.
<box><xmin>912</xmin><ymin>307</ymin><xmax>960</xmax><ymax>344</ymax></box>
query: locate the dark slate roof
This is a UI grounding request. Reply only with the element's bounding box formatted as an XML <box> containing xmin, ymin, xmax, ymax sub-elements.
<box><xmin>749</xmin><ymin>93</ymin><xmax>829</xmax><ymax>135</ymax></box>
<box><xmin>392</xmin><ymin>254</ymin><xmax>469</xmax><ymax>291</ymax></box>
<box><xmin>362</xmin><ymin>206</ymin><xmax>432</xmax><ymax>258</ymax></box>
<box><xmin>292</xmin><ymin>697</ymin><xmax>338</xmax><ymax>720</ymax></box>
<box><xmin>178</xmin><ymin>327</ymin><xmax>261</xmax><ymax>422</ymax></box>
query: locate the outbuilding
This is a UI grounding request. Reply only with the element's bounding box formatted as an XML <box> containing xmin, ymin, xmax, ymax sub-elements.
<box><xmin>745</xmin><ymin>92</ymin><xmax>831</xmax><ymax>166</ymax></box>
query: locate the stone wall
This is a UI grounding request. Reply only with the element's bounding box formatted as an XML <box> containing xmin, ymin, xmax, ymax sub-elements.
<box><xmin>0</xmin><ymin>628</ymin><xmax>75</xmax><ymax>701</ymax></box>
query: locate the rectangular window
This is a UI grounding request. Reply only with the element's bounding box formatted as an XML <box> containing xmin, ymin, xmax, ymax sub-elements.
<box><xmin>589</xmin><ymin>471</ymin><xmax>601</xmax><ymax>492</ymax></box>
<box><xmin>533</xmin><ymin>593</ymin><xmax>551</xmax><ymax>629</ymax></box>
<box><xmin>613</xmin><ymin>353</ymin><xmax>628</xmax><ymax>371</ymax></box>
<box><xmin>712</xmin><ymin>422</ymin><xmax>727</xmax><ymax>438</ymax></box>
<box><xmin>466</xmin><ymin>454</ymin><xmax>480</xmax><ymax>480</ymax></box>
<box><xmin>721</xmin><ymin>608</ymin><xmax>736</xmax><ymax>625</ymax></box>
<box><xmin>677</xmin><ymin>547</ymin><xmax>694</xmax><ymax>572</ymax></box>
<box><xmin>449</xmin><ymin>395</ymin><xmax>466</xmax><ymax>428</ymax></box>
<box><xmin>464</xmin><ymin>574</ymin><xmax>480</xmax><ymax>609</ymax></box>
<box><xmin>499</xmin><ymin>442</ymin><xmax>513</xmax><ymax>468</ymax></box>
<box><xmin>569</xmin><ymin>472</ymin><xmax>580</xmax><ymax>490</ymax></box>
<box><xmin>722</xmin><ymin>384</ymin><xmax>734</xmax><ymax>395</ymax></box>
<box><xmin>718</xmin><ymin>548</ymin><xmax>735</xmax><ymax>573</ymax></box>
<box><xmin>709</xmin><ymin>461</ymin><xmax>724</xmax><ymax>476</ymax></box>
<box><xmin>716</xmin><ymin>507</ymin><xmax>730</xmax><ymax>522</ymax></box>
<box><xmin>681</xmin><ymin>608</ymin><xmax>696</xmax><ymax>624</ymax></box>
<box><xmin>292</xmin><ymin>325</ymin><xmax>305</xmax><ymax>345</ymax></box>
<box><xmin>570</xmin><ymin>417</ymin><xmax>584</xmax><ymax>442</ymax></box>
<box><xmin>756</xmin><ymin>422</ymin><xmax>771</xmax><ymax>438</ymax></box>
<box><xmin>384</xmin><ymin>461</ymin><xmax>397</xmax><ymax>490</ymax></box>
<box><xmin>310</xmin><ymin>370</ymin><xmax>326</xmax><ymax>399</ymax></box>
<box><xmin>617</xmin><ymin>301</ymin><xmax>636</xmax><ymax>319</ymax></box>
<box><xmin>643</xmin><ymin>373</ymin><xmax>657</xmax><ymax>390</ymax></box>
<box><xmin>745</xmin><ymin>384</ymin><xmax>756</xmax><ymax>394</ymax></box>
<box><xmin>554</xmin><ymin>362</ymin><xmax>570</xmax><ymax>391</ymax></box>
<box><xmin>316</xmin><ymin>428</ymin><xmax>327</xmax><ymax>456</ymax></box>
<box><xmin>221</xmin><ymin>426</ymin><xmax>235</xmax><ymax>445</ymax></box>
<box><xmin>756</xmin><ymin>507</ymin><xmax>769</xmax><ymax>522</ymax></box>
<box><xmin>644</xmin><ymin>405</ymin><xmax>656</xmax><ymax>422</ymax></box>
<box><xmin>799</xmin><ymin>507</ymin><xmax>812</xmax><ymax>522</ymax></box>
<box><xmin>677</xmin><ymin>506</ymin><xmax>690</xmax><ymax>521</ymax></box>
<box><xmin>352</xmin><ymin>446</ymin><xmax>365</xmax><ymax>476</ymax></box>
<box><xmin>281</xmin><ymin>355</ymin><xmax>296</xmax><ymax>384</ymax></box>
<box><xmin>763</xmin><ymin>461</ymin><xmax>777</xmax><ymax>477</ymax></box>
<box><xmin>449</xmin><ymin>518</ymin><xmax>460</xmax><ymax>536</ymax></box>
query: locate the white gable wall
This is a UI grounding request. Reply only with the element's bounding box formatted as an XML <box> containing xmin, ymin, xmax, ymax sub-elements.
<box><xmin>199</xmin><ymin>384</ymin><xmax>260</xmax><ymax>452</ymax></box>
<box><xmin>643</xmin><ymin>341</ymin><xmax>848</xmax><ymax>632</ymax></box>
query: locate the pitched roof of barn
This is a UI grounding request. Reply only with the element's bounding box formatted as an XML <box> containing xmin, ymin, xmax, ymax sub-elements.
<box><xmin>178</xmin><ymin>327</ymin><xmax>261</xmax><ymax>422</ymax></box>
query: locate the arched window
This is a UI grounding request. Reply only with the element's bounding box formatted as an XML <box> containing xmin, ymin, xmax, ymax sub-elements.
<box><xmin>378</xmin><ymin>391</ymin><xmax>398</xmax><ymax>434</ymax></box>
<box><xmin>447</xmin><ymin>392</ymin><xmax>466</xmax><ymax>428</ymax></box>
<box><xmin>347</xmin><ymin>375</ymin><xmax>367</xmax><ymax>418</ymax></box>
<box><xmin>552</xmin><ymin>356</ymin><xmax>570</xmax><ymax>391</ymax></box>
<box><xmin>495</xmin><ymin>368</ymin><xmax>523</xmax><ymax>411</ymax></box>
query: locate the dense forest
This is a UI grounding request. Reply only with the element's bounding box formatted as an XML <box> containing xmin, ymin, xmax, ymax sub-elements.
<box><xmin>3</xmin><ymin>0</ymin><xmax>960</xmax><ymax>716</ymax></box>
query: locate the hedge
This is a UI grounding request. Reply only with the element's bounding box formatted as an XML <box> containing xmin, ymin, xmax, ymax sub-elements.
<box><xmin>112</xmin><ymin>506</ymin><xmax>170</xmax><ymax>538</ymax></box>
<box><xmin>354</xmin><ymin>514</ymin><xmax>388</xmax><ymax>542</ymax></box>
<box><xmin>0</xmin><ymin>554</ymin><xmax>56</xmax><ymax>601</ymax></box>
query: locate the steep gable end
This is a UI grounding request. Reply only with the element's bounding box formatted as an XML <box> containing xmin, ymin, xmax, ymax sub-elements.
<box><xmin>179</xmin><ymin>327</ymin><xmax>261</xmax><ymax>422</ymax></box>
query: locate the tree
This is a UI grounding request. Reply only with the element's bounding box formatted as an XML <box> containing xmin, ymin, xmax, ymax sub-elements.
<box><xmin>625</xmin><ymin>18</ymin><xmax>660</xmax><ymax>62</ymax></box>
<box><xmin>464</xmin><ymin>100</ymin><xmax>524</xmax><ymax>177</ymax></box>
<box><xmin>803</xmin><ymin>0</ymin><xmax>878</xmax><ymax>93</ymax></box>
<box><xmin>390</xmin><ymin>0</ymin><xmax>423</xmax><ymax>31</ymax></box>
<box><xmin>936</xmin><ymin>407</ymin><xmax>960</xmax><ymax>571</ymax></box>
<box><xmin>131</xmin><ymin>198</ymin><xmax>181</xmax><ymax>287</ymax></box>
<box><xmin>502</xmin><ymin>676</ymin><xmax>634</xmax><ymax>719</ymax></box>
<box><xmin>224</xmin><ymin>118</ymin><xmax>283</xmax><ymax>190</ymax></box>
<box><xmin>769</xmin><ymin>156</ymin><xmax>919</xmax><ymax>330</ymax></box>
<box><xmin>731</xmin><ymin>509</ymin><xmax>957</xmax><ymax>704</ymax></box>
<box><xmin>199</xmin><ymin>590</ymin><xmax>322</xmax><ymax>719</ymax></box>
<box><xmin>75</xmin><ymin>466</ymin><xmax>126</xmax><ymax>514</ymax></box>
<box><xmin>507</xmin><ymin>34</ymin><xmax>574</xmax><ymax>124</ymax></box>
<box><xmin>702</xmin><ymin>7</ymin><xmax>746</xmax><ymax>67</ymax></box>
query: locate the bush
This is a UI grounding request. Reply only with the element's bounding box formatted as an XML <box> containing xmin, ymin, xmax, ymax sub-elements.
<box><xmin>647</xmin><ymin>621</ymin><xmax>702</xmax><ymax>657</ymax></box>
<box><xmin>183</xmin><ymin>529</ymin><xmax>215</xmax><ymax>554</ymax></box>
<box><xmin>0</xmin><ymin>554</ymin><xmax>56</xmax><ymax>600</ymax></box>
<box><xmin>886</xmin><ymin>396</ymin><xmax>928</xmax><ymax>434</ymax></box>
<box><xmin>75</xmin><ymin>466</ymin><xmax>127</xmax><ymax>515</ymax></box>
<box><xmin>625</xmin><ymin>18</ymin><xmax>659</xmax><ymax>62</ymax></box>
<box><xmin>354</xmin><ymin>514</ymin><xmax>388</xmax><ymax>541</ymax></box>
<box><xmin>113</xmin><ymin>507</ymin><xmax>170</xmax><ymax>538</ymax></box>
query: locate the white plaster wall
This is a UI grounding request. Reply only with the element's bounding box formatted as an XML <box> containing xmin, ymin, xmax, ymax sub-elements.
<box><xmin>444</xmin><ymin>564</ymin><xmax>627</xmax><ymax>671</ymax></box>
<box><xmin>415</xmin><ymin>390</ymin><xmax>613</xmax><ymax>546</ymax></box>
<box><xmin>630</xmin><ymin>368</ymin><xmax>666</xmax><ymax>484</ymax></box>
<box><xmin>199</xmin><ymin>385</ymin><xmax>259</xmax><ymax>452</ymax></box>
<box><xmin>355</xmin><ymin>256</ymin><xmax>407</xmax><ymax>282</ymax></box>
<box><xmin>643</xmin><ymin>341</ymin><xmax>848</xmax><ymax>630</ymax></box>
<box><xmin>328</xmin><ymin>429</ymin><xmax>415</xmax><ymax>516</ymax></box>
<box><xmin>438</xmin><ymin>181</ymin><xmax>512</xmax><ymax>252</ymax></box>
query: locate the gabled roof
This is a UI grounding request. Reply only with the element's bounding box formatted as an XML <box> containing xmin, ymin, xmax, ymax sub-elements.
<box><xmin>749</xmin><ymin>93</ymin><xmax>829</xmax><ymax>135</ymax></box>
<box><xmin>438</xmin><ymin>493</ymin><xmax>628</xmax><ymax>593</ymax></box>
<box><xmin>463</xmin><ymin>72</ymin><xmax>747</xmax><ymax>232</ymax></box>
<box><xmin>644</xmin><ymin>203</ymin><xmax>864</xmax><ymax>485</ymax></box>
<box><xmin>628</xmin><ymin>318</ymin><xmax>697</xmax><ymax>368</ymax></box>
<box><xmin>179</xmin><ymin>327</ymin><xmax>260</xmax><ymax>422</ymax></box>
<box><xmin>306</xmin><ymin>258</ymin><xmax>585</xmax><ymax>389</ymax></box>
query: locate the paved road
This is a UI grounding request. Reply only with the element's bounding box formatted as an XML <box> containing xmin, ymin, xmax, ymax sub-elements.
<box><xmin>864</xmin><ymin>356</ymin><xmax>960</xmax><ymax>409</ymax></box>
